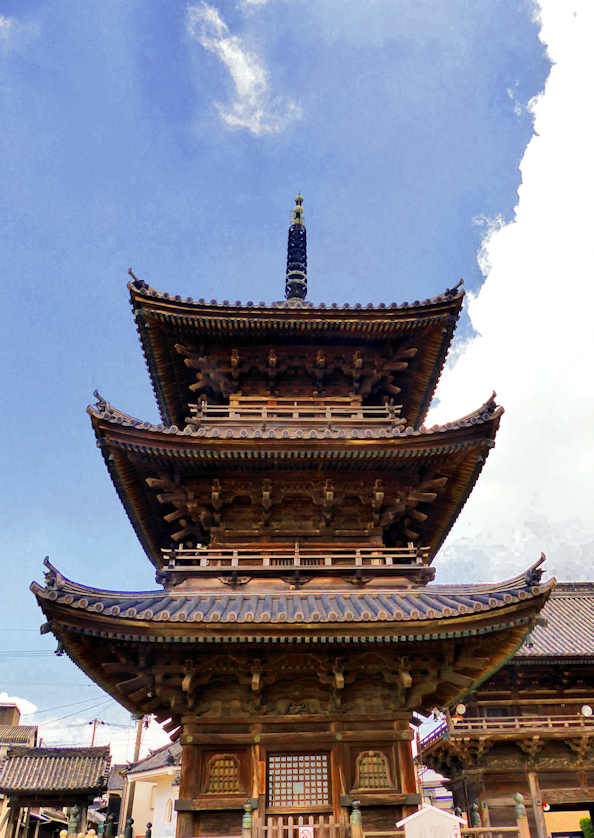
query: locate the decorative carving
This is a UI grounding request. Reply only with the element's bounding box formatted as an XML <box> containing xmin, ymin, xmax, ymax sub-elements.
<box><xmin>205</xmin><ymin>754</ymin><xmax>240</xmax><ymax>794</ymax></box>
<box><xmin>564</xmin><ymin>735</ymin><xmax>593</xmax><ymax>764</ymax></box>
<box><xmin>354</xmin><ymin>751</ymin><xmax>392</xmax><ymax>789</ymax></box>
<box><xmin>173</xmin><ymin>340</ymin><xmax>420</xmax><ymax>404</ymax></box>
<box><xmin>518</xmin><ymin>736</ymin><xmax>543</xmax><ymax>762</ymax></box>
<box><xmin>145</xmin><ymin>471</ymin><xmax>449</xmax><ymax>548</ymax></box>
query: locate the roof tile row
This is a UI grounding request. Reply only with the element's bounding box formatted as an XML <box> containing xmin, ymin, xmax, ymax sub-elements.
<box><xmin>0</xmin><ymin>747</ymin><xmax>110</xmax><ymax>795</ymax></box>
<box><xmin>32</xmin><ymin>559</ymin><xmax>552</xmax><ymax>626</ymax></box>
<box><xmin>129</xmin><ymin>279</ymin><xmax>464</xmax><ymax>312</ymax></box>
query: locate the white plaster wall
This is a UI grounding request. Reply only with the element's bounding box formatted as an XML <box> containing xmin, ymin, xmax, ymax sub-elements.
<box><xmin>149</xmin><ymin>776</ymin><xmax>178</xmax><ymax>838</ymax></box>
<box><xmin>131</xmin><ymin>781</ymin><xmax>156</xmax><ymax>837</ymax></box>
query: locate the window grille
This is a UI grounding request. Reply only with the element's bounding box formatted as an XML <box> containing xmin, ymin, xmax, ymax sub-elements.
<box><xmin>206</xmin><ymin>755</ymin><xmax>240</xmax><ymax>793</ymax></box>
<box><xmin>355</xmin><ymin>751</ymin><xmax>391</xmax><ymax>789</ymax></box>
<box><xmin>267</xmin><ymin>753</ymin><xmax>330</xmax><ymax>808</ymax></box>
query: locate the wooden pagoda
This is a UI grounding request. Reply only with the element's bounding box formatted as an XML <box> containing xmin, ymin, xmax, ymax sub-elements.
<box><xmin>32</xmin><ymin>197</ymin><xmax>554</xmax><ymax>838</ymax></box>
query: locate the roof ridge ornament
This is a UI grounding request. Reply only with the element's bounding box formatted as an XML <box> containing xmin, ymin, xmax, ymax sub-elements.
<box><xmin>285</xmin><ymin>194</ymin><xmax>307</xmax><ymax>300</ymax></box>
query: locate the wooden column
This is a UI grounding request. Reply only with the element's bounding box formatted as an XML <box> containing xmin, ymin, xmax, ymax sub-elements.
<box><xmin>527</xmin><ymin>771</ymin><xmax>547</xmax><ymax>838</ymax></box>
<box><xmin>7</xmin><ymin>806</ymin><xmax>20</xmax><ymax>838</ymax></box>
<box><xmin>397</xmin><ymin>720</ymin><xmax>417</xmax><ymax>818</ymax></box>
<box><xmin>176</xmin><ymin>740</ymin><xmax>202</xmax><ymax>838</ymax></box>
<box><xmin>80</xmin><ymin>805</ymin><xmax>88</xmax><ymax>834</ymax></box>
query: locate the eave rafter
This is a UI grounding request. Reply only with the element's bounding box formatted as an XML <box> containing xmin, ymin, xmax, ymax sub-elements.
<box><xmin>88</xmin><ymin>393</ymin><xmax>502</xmax><ymax>567</ymax></box>
<box><xmin>31</xmin><ymin>561</ymin><xmax>554</xmax><ymax>732</ymax></box>
<box><xmin>128</xmin><ymin>280</ymin><xmax>464</xmax><ymax>428</ymax></box>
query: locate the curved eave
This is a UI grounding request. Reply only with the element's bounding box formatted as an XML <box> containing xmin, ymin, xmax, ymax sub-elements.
<box><xmin>31</xmin><ymin>561</ymin><xmax>554</xmax><ymax>635</ymax></box>
<box><xmin>129</xmin><ymin>282</ymin><xmax>464</xmax><ymax>428</ymax></box>
<box><xmin>31</xmin><ymin>570</ymin><xmax>554</xmax><ymax>718</ymax></box>
<box><xmin>89</xmin><ymin>399</ymin><xmax>502</xmax><ymax>567</ymax></box>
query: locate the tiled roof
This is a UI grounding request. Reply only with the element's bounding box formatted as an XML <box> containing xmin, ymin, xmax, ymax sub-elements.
<box><xmin>0</xmin><ymin>747</ymin><xmax>110</xmax><ymax>795</ymax></box>
<box><xmin>128</xmin><ymin>743</ymin><xmax>181</xmax><ymax>775</ymax></box>
<box><xmin>128</xmin><ymin>279</ymin><xmax>464</xmax><ymax>430</ymax></box>
<box><xmin>128</xmin><ymin>278</ymin><xmax>464</xmax><ymax>313</ymax></box>
<box><xmin>0</xmin><ymin>726</ymin><xmax>37</xmax><ymax>746</ymax></box>
<box><xmin>107</xmin><ymin>764</ymin><xmax>127</xmax><ymax>792</ymax></box>
<box><xmin>88</xmin><ymin>393</ymin><xmax>502</xmax><ymax>442</ymax></box>
<box><xmin>32</xmin><ymin>558</ymin><xmax>553</xmax><ymax>629</ymax></box>
<box><xmin>516</xmin><ymin>582</ymin><xmax>593</xmax><ymax>658</ymax></box>
<box><xmin>88</xmin><ymin>393</ymin><xmax>501</xmax><ymax>568</ymax></box>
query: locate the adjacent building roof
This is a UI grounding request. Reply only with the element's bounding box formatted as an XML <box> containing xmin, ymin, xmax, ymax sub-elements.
<box><xmin>0</xmin><ymin>746</ymin><xmax>110</xmax><ymax>797</ymax></box>
<box><xmin>107</xmin><ymin>764</ymin><xmax>127</xmax><ymax>792</ymax></box>
<box><xmin>0</xmin><ymin>726</ymin><xmax>38</xmax><ymax>747</ymax></box>
<box><xmin>128</xmin><ymin>279</ymin><xmax>465</xmax><ymax>429</ymax></box>
<box><xmin>127</xmin><ymin>743</ymin><xmax>181</xmax><ymax>776</ymax></box>
<box><xmin>515</xmin><ymin>582</ymin><xmax>594</xmax><ymax>659</ymax></box>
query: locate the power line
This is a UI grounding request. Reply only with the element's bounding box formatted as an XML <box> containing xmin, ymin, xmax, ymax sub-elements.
<box><xmin>0</xmin><ymin>652</ymin><xmax>54</xmax><ymax>657</ymax></box>
<box><xmin>22</xmin><ymin>695</ymin><xmax>110</xmax><ymax>717</ymax></box>
<box><xmin>43</xmin><ymin>699</ymin><xmax>113</xmax><ymax>724</ymax></box>
<box><xmin>3</xmin><ymin>682</ymin><xmax>98</xmax><ymax>688</ymax></box>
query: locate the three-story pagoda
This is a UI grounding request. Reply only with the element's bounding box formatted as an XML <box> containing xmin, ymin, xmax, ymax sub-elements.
<box><xmin>32</xmin><ymin>198</ymin><xmax>554</xmax><ymax>838</ymax></box>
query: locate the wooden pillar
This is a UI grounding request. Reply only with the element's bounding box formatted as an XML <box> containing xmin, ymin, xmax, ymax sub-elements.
<box><xmin>21</xmin><ymin>809</ymin><xmax>30</xmax><ymax>838</ymax></box>
<box><xmin>527</xmin><ymin>771</ymin><xmax>547</xmax><ymax>838</ymax></box>
<box><xmin>176</xmin><ymin>739</ymin><xmax>201</xmax><ymax>838</ymax></box>
<box><xmin>7</xmin><ymin>806</ymin><xmax>20</xmax><ymax>838</ymax></box>
<box><xmin>396</xmin><ymin>719</ymin><xmax>417</xmax><ymax>818</ymax></box>
<box><xmin>330</xmin><ymin>724</ymin><xmax>347</xmax><ymax>825</ymax></box>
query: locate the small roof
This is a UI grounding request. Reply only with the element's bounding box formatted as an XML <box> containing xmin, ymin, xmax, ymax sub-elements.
<box><xmin>397</xmin><ymin>802</ymin><xmax>465</xmax><ymax>827</ymax></box>
<box><xmin>107</xmin><ymin>764</ymin><xmax>127</xmax><ymax>792</ymax></box>
<box><xmin>128</xmin><ymin>743</ymin><xmax>181</xmax><ymax>776</ymax></box>
<box><xmin>0</xmin><ymin>746</ymin><xmax>110</xmax><ymax>797</ymax></box>
<box><xmin>515</xmin><ymin>582</ymin><xmax>593</xmax><ymax>658</ymax></box>
<box><xmin>0</xmin><ymin>726</ymin><xmax>38</xmax><ymax>746</ymax></box>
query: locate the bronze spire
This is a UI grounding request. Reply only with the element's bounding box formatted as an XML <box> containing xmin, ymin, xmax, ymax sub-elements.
<box><xmin>285</xmin><ymin>194</ymin><xmax>307</xmax><ymax>300</ymax></box>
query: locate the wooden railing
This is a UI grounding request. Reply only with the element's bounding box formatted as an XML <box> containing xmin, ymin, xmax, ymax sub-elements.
<box><xmin>420</xmin><ymin>714</ymin><xmax>594</xmax><ymax>750</ymax></box>
<box><xmin>187</xmin><ymin>400</ymin><xmax>404</xmax><ymax>428</ymax></box>
<box><xmin>419</xmin><ymin>720</ymin><xmax>448</xmax><ymax>749</ymax></box>
<box><xmin>261</xmin><ymin>815</ymin><xmax>346</xmax><ymax>838</ymax></box>
<box><xmin>160</xmin><ymin>544</ymin><xmax>431</xmax><ymax>577</ymax></box>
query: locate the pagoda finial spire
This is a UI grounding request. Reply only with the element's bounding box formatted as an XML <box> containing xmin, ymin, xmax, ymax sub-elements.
<box><xmin>285</xmin><ymin>194</ymin><xmax>307</xmax><ymax>300</ymax></box>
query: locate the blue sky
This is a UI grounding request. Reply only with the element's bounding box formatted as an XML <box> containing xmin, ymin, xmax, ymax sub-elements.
<box><xmin>2</xmin><ymin>0</ymin><xmax>591</xmax><ymax>757</ymax></box>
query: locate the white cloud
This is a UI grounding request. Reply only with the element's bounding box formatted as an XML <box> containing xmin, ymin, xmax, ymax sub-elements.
<box><xmin>0</xmin><ymin>14</ymin><xmax>39</xmax><ymax>51</ymax></box>
<box><xmin>428</xmin><ymin>0</ymin><xmax>594</xmax><ymax>584</ymax></box>
<box><xmin>506</xmin><ymin>81</ymin><xmax>524</xmax><ymax>117</ymax></box>
<box><xmin>186</xmin><ymin>2</ymin><xmax>300</xmax><ymax>136</ymax></box>
<box><xmin>238</xmin><ymin>0</ymin><xmax>270</xmax><ymax>9</ymax></box>
<box><xmin>0</xmin><ymin>14</ymin><xmax>14</xmax><ymax>33</ymax></box>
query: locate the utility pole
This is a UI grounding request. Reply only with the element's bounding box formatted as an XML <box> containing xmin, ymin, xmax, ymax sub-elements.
<box><xmin>89</xmin><ymin>718</ymin><xmax>105</xmax><ymax>746</ymax></box>
<box><xmin>133</xmin><ymin>715</ymin><xmax>144</xmax><ymax>762</ymax></box>
<box><xmin>121</xmin><ymin>715</ymin><xmax>148</xmax><ymax>834</ymax></box>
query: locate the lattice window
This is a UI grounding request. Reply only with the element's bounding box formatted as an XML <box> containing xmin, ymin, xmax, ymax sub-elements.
<box><xmin>267</xmin><ymin>753</ymin><xmax>330</xmax><ymax>808</ymax></box>
<box><xmin>206</xmin><ymin>754</ymin><xmax>240</xmax><ymax>793</ymax></box>
<box><xmin>355</xmin><ymin>751</ymin><xmax>391</xmax><ymax>789</ymax></box>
